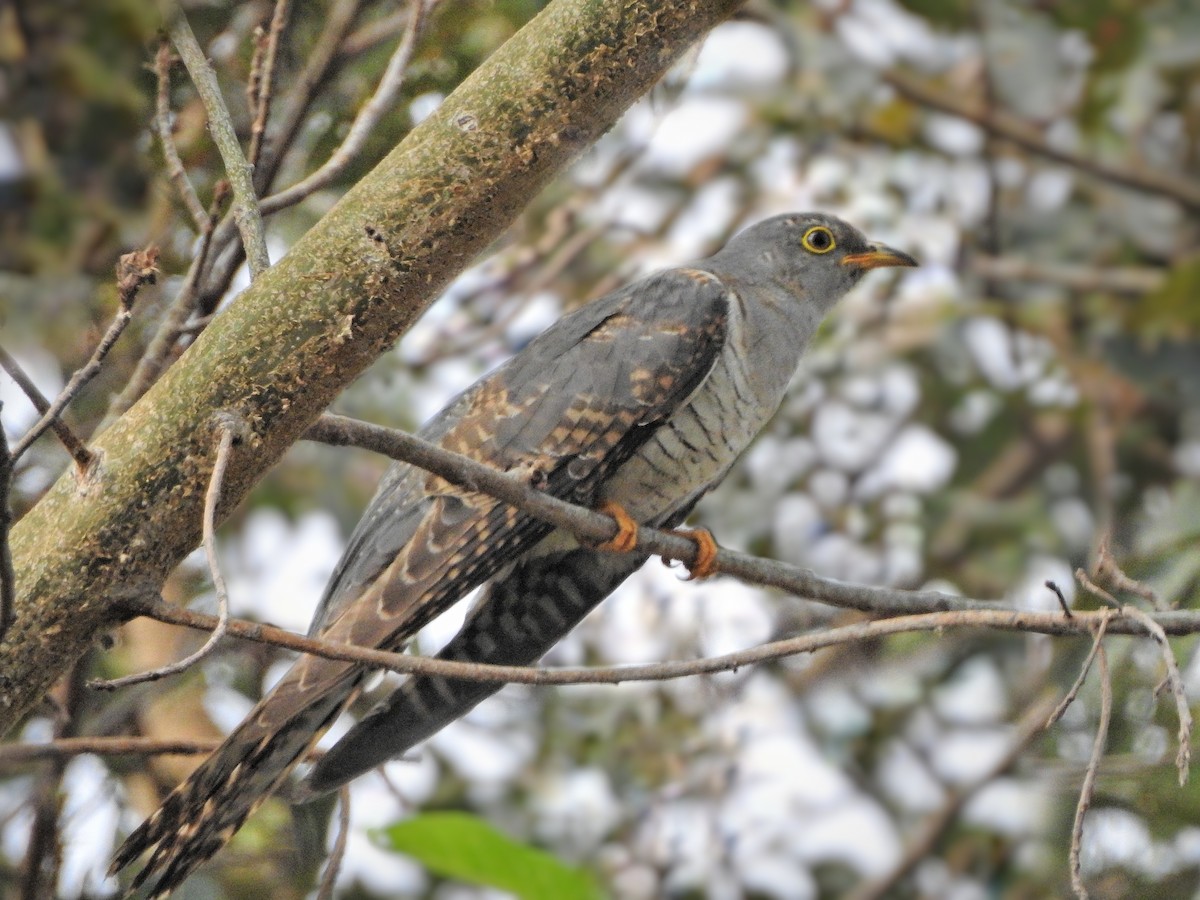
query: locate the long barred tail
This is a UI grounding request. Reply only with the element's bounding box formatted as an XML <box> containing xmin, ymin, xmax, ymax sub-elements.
<box><xmin>110</xmin><ymin>663</ymin><xmax>357</xmax><ymax>898</ymax></box>
<box><xmin>298</xmin><ymin>546</ymin><xmax>648</xmax><ymax>797</ymax></box>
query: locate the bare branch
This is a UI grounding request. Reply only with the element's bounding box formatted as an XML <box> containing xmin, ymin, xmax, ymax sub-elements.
<box><xmin>165</xmin><ymin>2</ymin><xmax>270</xmax><ymax>278</ymax></box>
<box><xmin>1120</xmin><ymin>604</ymin><xmax>1192</xmax><ymax>785</ymax></box>
<box><xmin>12</xmin><ymin>249</ymin><xmax>158</xmax><ymax>463</ymax></box>
<box><xmin>246</xmin><ymin>0</ymin><xmax>291</xmax><ymax>170</ymax></box>
<box><xmin>252</xmin><ymin>0</ymin><xmax>362</xmax><ymax>195</ymax></box>
<box><xmin>154</xmin><ymin>41</ymin><xmax>210</xmax><ymax>232</ymax></box>
<box><xmin>1046</xmin><ymin>612</ymin><xmax>1111</xmax><ymax>729</ymax></box>
<box><xmin>260</xmin><ymin>0</ymin><xmax>433</xmax><ymax>216</ymax></box>
<box><xmin>20</xmin><ymin>661</ymin><xmax>84</xmax><ymax>900</ymax></box>
<box><xmin>1077</xmin><ymin>555</ymin><xmax>1192</xmax><ymax>783</ymax></box>
<box><xmin>1070</xmin><ymin>643</ymin><xmax>1110</xmax><ymax>900</ymax></box>
<box><xmin>1046</xmin><ymin>580</ymin><xmax>1072</xmax><ymax>618</ymax></box>
<box><xmin>1097</xmin><ymin>538</ymin><xmax>1161</xmax><ymax>608</ymax></box>
<box><xmin>0</xmin><ymin>345</ymin><xmax>92</xmax><ymax>469</ymax></box>
<box><xmin>90</xmin><ymin>415</ymin><xmax>244</xmax><ymax>691</ymax></box>
<box><xmin>0</xmin><ymin>414</ymin><xmax>12</xmax><ymax>642</ymax></box>
<box><xmin>316</xmin><ymin>786</ymin><xmax>352</xmax><ymax>900</ymax></box>
<box><xmin>125</xmin><ymin>599</ymin><xmax>1200</xmax><ymax>687</ymax></box>
<box><xmin>882</xmin><ymin>68</ymin><xmax>1200</xmax><ymax>214</ymax></box>
<box><xmin>341</xmin><ymin>8</ymin><xmax>408</xmax><ymax>57</ymax></box>
<box><xmin>105</xmin><ymin>188</ymin><xmax>225</xmax><ymax>421</ymax></box>
<box><xmin>0</xmin><ymin>736</ymin><xmax>221</xmax><ymax>765</ymax></box>
<box><xmin>1075</xmin><ymin>568</ymin><xmax>1120</xmax><ymax>609</ymax></box>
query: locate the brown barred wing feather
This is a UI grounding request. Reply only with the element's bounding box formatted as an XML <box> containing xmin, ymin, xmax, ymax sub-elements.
<box><xmin>112</xmin><ymin>267</ymin><xmax>731</xmax><ymax>896</ymax></box>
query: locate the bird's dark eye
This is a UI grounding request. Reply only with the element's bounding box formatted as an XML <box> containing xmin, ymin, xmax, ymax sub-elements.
<box><xmin>801</xmin><ymin>225</ymin><xmax>835</xmax><ymax>254</ymax></box>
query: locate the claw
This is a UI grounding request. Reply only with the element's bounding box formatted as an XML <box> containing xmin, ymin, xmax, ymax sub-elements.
<box><xmin>595</xmin><ymin>501</ymin><xmax>638</xmax><ymax>553</ymax></box>
<box><xmin>668</xmin><ymin>527</ymin><xmax>718</xmax><ymax>580</ymax></box>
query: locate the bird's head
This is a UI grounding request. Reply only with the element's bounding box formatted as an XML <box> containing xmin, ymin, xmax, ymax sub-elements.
<box><xmin>714</xmin><ymin>212</ymin><xmax>918</xmax><ymax>311</ymax></box>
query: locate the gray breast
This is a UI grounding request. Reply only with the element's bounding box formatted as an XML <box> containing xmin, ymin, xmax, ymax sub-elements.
<box><xmin>600</xmin><ymin>284</ymin><xmax>791</xmax><ymax>522</ymax></box>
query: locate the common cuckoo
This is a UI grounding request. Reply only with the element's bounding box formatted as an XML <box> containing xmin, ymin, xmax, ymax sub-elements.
<box><xmin>112</xmin><ymin>212</ymin><xmax>916</xmax><ymax>895</ymax></box>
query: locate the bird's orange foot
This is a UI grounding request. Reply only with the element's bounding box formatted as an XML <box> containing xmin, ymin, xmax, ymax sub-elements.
<box><xmin>595</xmin><ymin>501</ymin><xmax>638</xmax><ymax>553</ymax></box>
<box><xmin>667</xmin><ymin>527</ymin><xmax>719</xmax><ymax>580</ymax></box>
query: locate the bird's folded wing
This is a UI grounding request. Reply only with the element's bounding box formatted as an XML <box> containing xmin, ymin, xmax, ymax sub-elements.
<box><xmin>111</xmin><ymin>269</ymin><xmax>730</xmax><ymax>896</ymax></box>
<box><xmin>308</xmin><ymin>266</ymin><xmax>732</xmax><ymax>650</ymax></box>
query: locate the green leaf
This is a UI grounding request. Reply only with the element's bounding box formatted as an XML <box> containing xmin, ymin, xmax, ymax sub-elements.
<box><xmin>375</xmin><ymin>812</ymin><xmax>604</xmax><ymax>900</ymax></box>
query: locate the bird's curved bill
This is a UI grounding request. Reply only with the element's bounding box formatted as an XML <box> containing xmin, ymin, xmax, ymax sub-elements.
<box><xmin>840</xmin><ymin>244</ymin><xmax>919</xmax><ymax>271</ymax></box>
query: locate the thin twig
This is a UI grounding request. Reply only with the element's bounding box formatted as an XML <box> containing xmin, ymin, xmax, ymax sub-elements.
<box><xmin>316</xmin><ymin>786</ymin><xmax>352</xmax><ymax>900</ymax></box>
<box><xmin>1097</xmin><ymin>538</ymin><xmax>1161</xmax><ymax>608</ymax></box>
<box><xmin>970</xmin><ymin>255</ymin><xmax>1164</xmax><ymax>295</ymax></box>
<box><xmin>165</xmin><ymin>3</ymin><xmax>270</xmax><ymax>278</ymax></box>
<box><xmin>1046</xmin><ymin>579</ymin><xmax>1072</xmax><ymax>618</ymax></box>
<box><xmin>851</xmin><ymin>691</ymin><xmax>1058</xmax><ymax>900</ymax></box>
<box><xmin>1046</xmin><ymin>612</ymin><xmax>1111</xmax><ymax>729</ymax></box>
<box><xmin>340</xmin><ymin>8</ymin><xmax>408</xmax><ymax>57</ymax></box>
<box><xmin>301</xmin><ymin>413</ymin><xmax>1200</xmax><ymax>633</ymax></box>
<box><xmin>0</xmin><ymin>345</ymin><xmax>92</xmax><ymax>469</ymax></box>
<box><xmin>0</xmin><ymin>736</ymin><xmax>221</xmax><ymax>765</ymax></box>
<box><xmin>104</xmin><ymin>187</ymin><xmax>225</xmax><ymax>421</ymax></box>
<box><xmin>0</xmin><ymin>405</ymin><xmax>13</xmax><ymax>639</ymax></box>
<box><xmin>260</xmin><ymin>0</ymin><xmax>432</xmax><ymax>215</ymax></box>
<box><xmin>182</xmin><ymin>0</ymin><xmax>362</xmax><ymax>319</ymax></box>
<box><xmin>1119</xmin><ymin>604</ymin><xmax>1192</xmax><ymax>785</ymax></box>
<box><xmin>21</xmin><ymin>660</ymin><xmax>84</xmax><ymax>900</ymax></box>
<box><xmin>122</xmin><ymin>600</ymin><xmax>1200</xmax><ymax>687</ymax></box>
<box><xmin>11</xmin><ymin>249</ymin><xmax>158</xmax><ymax>463</ymax></box>
<box><xmin>1076</xmin><ymin>558</ymin><xmax>1193</xmax><ymax>783</ymax></box>
<box><xmin>89</xmin><ymin>415</ymin><xmax>243</xmax><ymax>690</ymax></box>
<box><xmin>882</xmin><ymin>67</ymin><xmax>1200</xmax><ymax>214</ymax></box>
<box><xmin>154</xmin><ymin>40</ymin><xmax>210</xmax><ymax>232</ymax></box>
<box><xmin>1069</xmin><ymin>643</ymin><xmax>1110</xmax><ymax>900</ymax></box>
<box><xmin>1075</xmin><ymin>568</ymin><xmax>1120</xmax><ymax>609</ymax></box>
<box><xmin>1082</xmin><ymin>397</ymin><xmax>1118</xmax><ymax>556</ymax></box>
<box><xmin>146</xmin><ymin>0</ymin><xmax>360</xmax><ymax>345</ymax></box>
<box><xmin>252</xmin><ymin>0</ymin><xmax>363</xmax><ymax>196</ymax></box>
<box><xmin>246</xmin><ymin>0</ymin><xmax>291</xmax><ymax>170</ymax></box>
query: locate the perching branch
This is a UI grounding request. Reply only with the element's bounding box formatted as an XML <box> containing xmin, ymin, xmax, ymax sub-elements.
<box><xmin>305</xmin><ymin>414</ymin><xmax>1010</xmax><ymax>618</ymax></box>
<box><xmin>154</xmin><ymin>40</ymin><xmax>210</xmax><ymax>233</ymax></box>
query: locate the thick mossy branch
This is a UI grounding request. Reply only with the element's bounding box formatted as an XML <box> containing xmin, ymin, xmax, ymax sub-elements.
<box><xmin>1</xmin><ymin>0</ymin><xmax>743</xmax><ymax>732</ymax></box>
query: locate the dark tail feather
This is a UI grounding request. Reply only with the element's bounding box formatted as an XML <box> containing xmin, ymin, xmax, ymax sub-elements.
<box><xmin>111</xmin><ymin>664</ymin><xmax>356</xmax><ymax>898</ymax></box>
<box><xmin>299</xmin><ymin>546</ymin><xmax>647</xmax><ymax>797</ymax></box>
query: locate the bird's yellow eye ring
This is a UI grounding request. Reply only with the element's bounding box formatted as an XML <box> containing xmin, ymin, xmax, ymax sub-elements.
<box><xmin>801</xmin><ymin>225</ymin><xmax>836</xmax><ymax>254</ymax></box>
